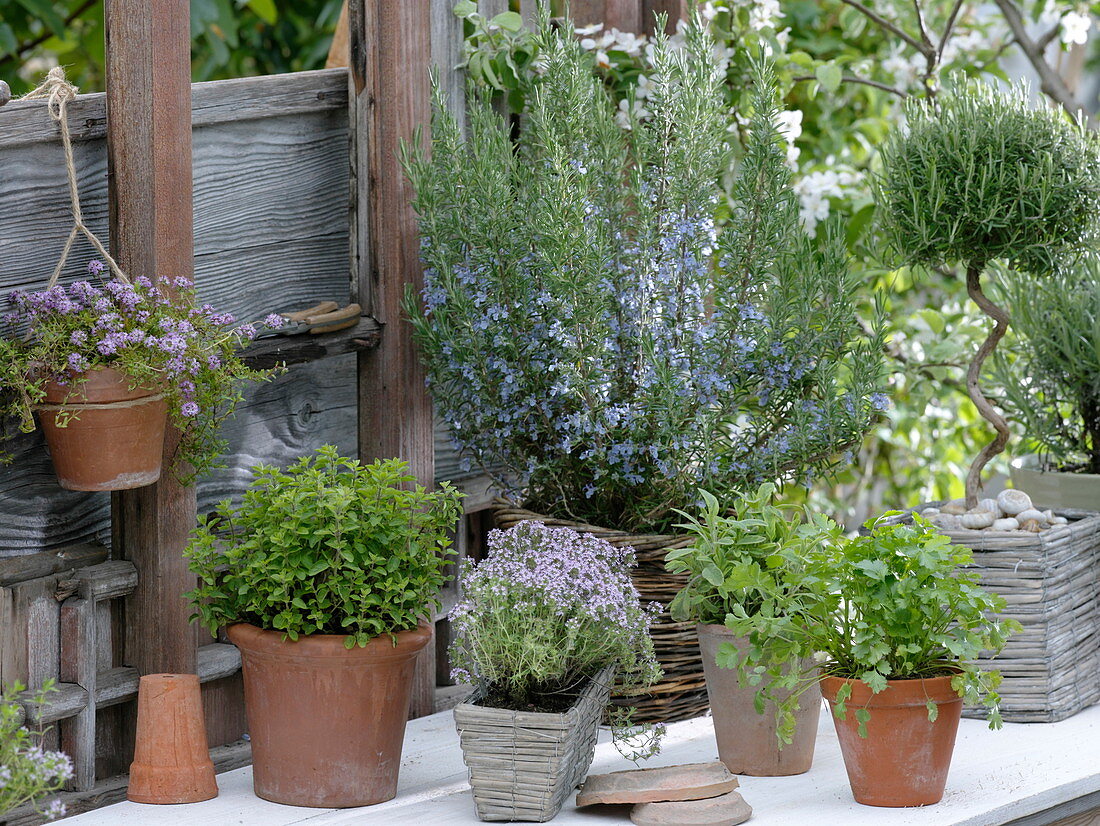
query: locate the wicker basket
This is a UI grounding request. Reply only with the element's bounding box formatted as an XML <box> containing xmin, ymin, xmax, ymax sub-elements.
<box><xmin>915</xmin><ymin>505</ymin><xmax>1100</xmax><ymax>722</ymax></box>
<box><xmin>453</xmin><ymin>666</ymin><xmax>614</xmax><ymax>822</ymax></box>
<box><xmin>493</xmin><ymin>503</ymin><xmax>708</xmax><ymax>723</ymax></box>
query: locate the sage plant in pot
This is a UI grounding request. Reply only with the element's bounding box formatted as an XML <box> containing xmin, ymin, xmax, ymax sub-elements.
<box><xmin>0</xmin><ymin>260</ymin><xmax>265</xmax><ymax>490</ymax></box>
<box><xmin>728</xmin><ymin>514</ymin><xmax>1018</xmax><ymax>807</ymax></box>
<box><xmin>875</xmin><ymin>82</ymin><xmax>1100</xmax><ymax>513</ymax></box>
<box><xmin>667</xmin><ymin>484</ymin><xmax>842</xmax><ymax>776</ymax></box>
<box><xmin>449</xmin><ymin>521</ymin><xmax>661</xmax><ymax>822</ymax></box>
<box><xmin>187</xmin><ymin>446</ymin><xmax>462</xmax><ymax>808</ymax></box>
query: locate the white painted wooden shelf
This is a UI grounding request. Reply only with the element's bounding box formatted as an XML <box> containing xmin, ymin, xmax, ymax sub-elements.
<box><xmin>69</xmin><ymin>703</ymin><xmax>1100</xmax><ymax>825</ymax></box>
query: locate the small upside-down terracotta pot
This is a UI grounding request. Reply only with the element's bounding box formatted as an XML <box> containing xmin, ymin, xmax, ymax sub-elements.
<box><xmin>128</xmin><ymin>673</ymin><xmax>218</xmax><ymax>804</ymax></box>
<box><xmin>37</xmin><ymin>367</ymin><xmax>166</xmax><ymax>491</ymax></box>
<box><xmin>821</xmin><ymin>673</ymin><xmax>963</xmax><ymax>807</ymax></box>
<box><xmin>227</xmin><ymin>621</ymin><xmax>431</xmax><ymax>808</ymax></box>
<box><xmin>697</xmin><ymin>624</ymin><xmax>820</xmax><ymax>776</ymax></box>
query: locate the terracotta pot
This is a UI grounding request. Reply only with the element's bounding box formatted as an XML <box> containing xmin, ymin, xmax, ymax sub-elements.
<box><xmin>227</xmin><ymin>621</ymin><xmax>431</xmax><ymax>808</ymax></box>
<box><xmin>821</xmin><ymin>673</ymin><xmax>963</xmax><ymax>807</ymax></box>
<box><xmin>37</xmin><ymin>367</ymin><xmax>167</xmax><ymax>491</ymax></box>
<box><xmin>697</xmin><ymin>624</ymin><xmax>819</xmax><ymax>776</ymax></box>
<box><xmin>128</xmin><ymin>673</ymin><xmax>218</xmax><ymax>804</ymax></box>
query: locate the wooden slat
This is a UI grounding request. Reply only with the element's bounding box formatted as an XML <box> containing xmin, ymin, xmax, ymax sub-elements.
<box><xmin>0</xmin><ymin>544</ymin><xmax>107</xmax><ymax>586</ymax></box>
<box><xmin>0</xmin><ymin>69</ymin><xmax>348</xmax><ymax>149</ymax></box>
<box><xmin>644</xmin><ymin>0</ymin><xmax>688</xmax><ymax>33</ymax></box>
<box><xmin>350</xmin><ymin>0</ymin><xmax>438</xmax><ymax>718</ymax></box>
<box><xmin>105</xmin><ymin>0</ymin><xmax>199</xmax><ymax>680</ymax></box>
<box><xmin>569</xmin><ymin>0</ymin><xmax>643</xmax><ymax>31</ymax></box>
<box><xmin>60</xmin><ymin>597</ymin><xmax>97</xmax><ymax>790</ymax></box>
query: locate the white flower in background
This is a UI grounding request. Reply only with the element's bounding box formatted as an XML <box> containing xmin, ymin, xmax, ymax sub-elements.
<box><xmin>749</xmin><ymin>0</ymin><xmax>782</xmax><ymax>31</ymax></box>
<box><xmin>612</xmin><ymin>29</ymin><xmax>648</xmax><ymax>57</ymax></box>
<box><xmin>774</xmin><ymin>109</ymin><xmax>803</xmax><ymax>169</ymax></box>
<box><xmin>575</xmin><ymin>23</ymin><xmax>604</xmax><ymax>37</ymax></box>
<box><xmin>616</xmin><ymin>97</ymin><xmax>650</xmax><ymax>129</ymax></box>
<box><xmin>882</xmin><ymin>46</ymin><xmax>922</xmax><ymax>86</ymax></box>
<box><xmin>792</xmin><ymin>168</ymin><xmax>860</xmax><ymax>237</ymax></box>
<box><xmin>775</xmin><ymin>27</ymin><xmax>791</xmax><ymax>48</ymax></box>
<box><xmin>701</xmin><ymin>1</ymin><xmax>720</xmax><ymax>21</ymax></box>
<box><xmin>634</xmin><ymin>73</ymin><xmax>653</xmax><ymax>101</ymax></box>
<box><xmin>1061</xmin><ymin>10</ymin><xmax>1092</xmax><ymax>45</ymax></box>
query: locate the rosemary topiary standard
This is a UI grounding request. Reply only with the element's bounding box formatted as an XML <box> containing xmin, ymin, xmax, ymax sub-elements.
<box><xmin>403</xmin><ymin>11</ymin><xmax>886</xmax><ymax>533</ymax></box>
<box><xmin>876</xmin><ymin>84</ymin><xmax>1100</xmax><ymax>508</ymax></box>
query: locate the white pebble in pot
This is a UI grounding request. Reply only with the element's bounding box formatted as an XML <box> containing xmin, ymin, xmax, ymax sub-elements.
<box><xmin>976</xmin><ymin>498</ymin><xmax>1001</xmax><ymax>516</ymax></box>
<box><xmin>997</xmin><ymin>489</ymin><xmax>1033</xmax><ymax>516</ymax></box>
<box><xmin>941</xmin><ymin>499</ymin><xmax>968</xmax><ymax>515</ymax></box>
<box><xmin>991</xmin><ymin>517</ymin><xmax>1019</xmax><ymax>531</ymax></box>
<box><xmin>1016</xmin><ymin>508</ymin><xmax>1048</xmax><ymax>525</ymax></box>
<box><xmin>960</xmin><ymin>511</ymin><xmax>995</xmax><ymax>530</ymax></box>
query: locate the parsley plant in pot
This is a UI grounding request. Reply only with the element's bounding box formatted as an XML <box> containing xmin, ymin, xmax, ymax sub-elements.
<box><xmin>405</xmin><ymin>11</ymin><xmax>886</xmax><ymax>720</ymax></box>
<box><xmin>187</xmin><ymin>446</ymin><xmax>462</xmax><ymax>808</ymax></box>
<box><xmin>667</xmin><ymin>484</ymin><xmax>843</xmax><ymax>776</ymax></box>
<box><xmin>727</xmin><ymin>515</ymin><xmax>1018</xmax><ymax>807</ymax></box>
<box><xmin>449</xmin><ymin>521</ymin><xmax>661</xmax><ymax>822</ymax></box>
<box><xmin>0</xmin><ymin>260</ymin><xmax>265</xmax><ymax>490</ymax></box>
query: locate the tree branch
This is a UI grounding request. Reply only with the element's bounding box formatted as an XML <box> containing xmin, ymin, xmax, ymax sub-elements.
<box><xmin>935</xmin><ymin>0</ymin><xmax>967</xmax><ymax>65</ymax></box>
<box><xmin>1036</xmin><ymin>22</ymin><xmax>1061</xmax><ymax>53</ymax></box>
<box><xmin>839</xmin><ymin>0</ymin><xmax>931</xmax><ymax>56</ymax></box>
<box><xmin>792</xmin><ymin>74</ymin><xmax>908</xmax><ymax>99</ymax></box>
<box><xmin>963</xmin><ymin>263</ymin><xmax>1012</xmax><ymax>508</ymax></box>
<box><xmin>992</xmin><ymin>0</ymin><xmax>1082</xmax><ymax>117</ymax></box>
<box><xmin>913</xmin><ymin>0</ymin><xmax>933</xmax><ymax>49</ymax></box>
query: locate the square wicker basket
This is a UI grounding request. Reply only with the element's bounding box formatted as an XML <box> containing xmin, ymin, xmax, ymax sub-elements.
<box><xmin>453</xmin><ymin>666</ymin><xmax>614</xmax><ymax>822</ymax></box>
<box><xmin>919</xmin><ymin>505</ymin><xmax>1100</xmax><ymax>722</ymax></box>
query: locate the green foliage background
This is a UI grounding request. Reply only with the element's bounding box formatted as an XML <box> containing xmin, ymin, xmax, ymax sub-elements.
<box><xmin>0</xmin><ymin>0</ymin><xmax>343</xmax><ymax>95</ymax></box>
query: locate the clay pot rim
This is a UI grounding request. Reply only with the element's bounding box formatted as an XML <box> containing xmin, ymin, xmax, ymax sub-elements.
<box><xmin>41</xmin><ymin>366</ymin><xmax>161</xmax><ymax>405</ymax></box>
<box><xmin>227</xmin><ymin>621</ymin><xmax>432</xmax><ymax>661</ymax></box>
<box><xmin>820</xmin><ymin>671</ymin><xmax>962</xmax><ymax>708</ymax></box>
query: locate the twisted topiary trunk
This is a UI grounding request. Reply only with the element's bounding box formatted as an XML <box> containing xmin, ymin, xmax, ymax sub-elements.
<box><xmin>964</xmin><ymin>263</ymin><xmax>1012</xmax><ymax>508</ymax></box>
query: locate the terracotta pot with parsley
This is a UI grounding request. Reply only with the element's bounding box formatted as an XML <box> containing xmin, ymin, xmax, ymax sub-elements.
<box><xmin>725</xmin><ymin>512</ymin><xmax>1018</xmax><ymax>807</ymax></box>
<box><xmin>187</xmin><ymin>446</ymin><xmax>462</xmax><ymax>808</ymax></box>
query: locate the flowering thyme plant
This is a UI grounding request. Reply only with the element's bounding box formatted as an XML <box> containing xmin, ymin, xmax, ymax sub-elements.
<box><xmin>1</xmin><ymin>681</ymin><xmax>73</xmax><ymax>821</ymax></box>
<box><xmin>0</xmin><ymin>261</ymin><xmax>269</xmax><ymax>479</ymax></box>
<box><xmin>405</xmin><ymin>13</ymin><xmax>886</xmax><ymax>532</ymax></box>
<box><xmin>449</xmin><ymin>521</ymin><xmax>661</xmax><ymax>711</ymax></box>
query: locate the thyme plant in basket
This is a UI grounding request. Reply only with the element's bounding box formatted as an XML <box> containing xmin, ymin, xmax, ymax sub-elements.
<box><xmin>0</xmin><ymin>260</ymin><xmax>270</xmax><ymax>479</ymax></box>
<box><xmin>875</xmin><ymin>82</ymin><xmax>1100</xmax><ymax>507</ymax></box>
<box><xmin>404</xmin><ymin>10</ymin><xmax>886</xmax><ymax>533</ymax></box>
<box><xmin>449</xmin><ymin>520</ymin><xmax>662</xmax><ymax>757</ymax></box>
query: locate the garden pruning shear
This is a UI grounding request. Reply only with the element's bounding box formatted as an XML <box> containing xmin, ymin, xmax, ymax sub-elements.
<box><xmin>254</xmin><ymin>301</ymin><xmax>362</xmax><ymax>338</ymax></box>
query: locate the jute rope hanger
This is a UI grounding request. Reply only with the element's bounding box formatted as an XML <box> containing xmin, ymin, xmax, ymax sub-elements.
<box><xmin>20</xmin><ymin>67</ymin><xmax>130</xmax><ymax>288</ymax></box>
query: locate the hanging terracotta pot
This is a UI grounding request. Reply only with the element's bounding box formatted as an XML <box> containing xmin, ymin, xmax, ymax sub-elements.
<box><xmin>37</xmin><ymin>367</ymin><xmax>166</xmax><ymax>491</ymax></box>
<box><xmin>227</xmin><ymin>621</ymin><xmax>431</xmax><ymax>808</ymax></box>
<box><xmin>128</xmin><ymin>673</ymin><xmax>218</xmax><ymax>804</ymax></box>
<box><xmin>697</xmin><ymin>624</ymin><xmax>820</xmax><ymax>776</ymax></box>
<box><xmin>821</xmin><ymin>673</ymin><xmax>963</xmax><ymax>807</ymax></box>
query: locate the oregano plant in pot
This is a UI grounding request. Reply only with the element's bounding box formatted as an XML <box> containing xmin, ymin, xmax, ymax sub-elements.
<box><xmin>667</xmin><ymin>484</ymin><xmax>843</xmax><ymax>777</ymax></box>
<box><xmin>187</xmin><ymin>446</ymin><xmax>462</xmax><ymax>808</ymax></box>
<box><xmin>726</xmin><ymin>514</ymin><xmax>1019</xmax><ymax>807</ymax></box>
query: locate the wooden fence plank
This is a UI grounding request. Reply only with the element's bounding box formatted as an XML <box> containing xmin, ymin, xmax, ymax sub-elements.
<box><xmin>350</xmin><ymin>0</ymin><xmax>437</xmax><ymax>718</ymax></box>
<box><xmin>105</xmin><ymin>0</ymin><xmax>199</xmax><ymax>679</ymax></box>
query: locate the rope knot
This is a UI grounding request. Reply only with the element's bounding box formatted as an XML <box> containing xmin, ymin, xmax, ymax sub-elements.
<box><xmin>22</xmin><ymin>66</ymin><xmax>78</xmax><ymax>123</ymax></box>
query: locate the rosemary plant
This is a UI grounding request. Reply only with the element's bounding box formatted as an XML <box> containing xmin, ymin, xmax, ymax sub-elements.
<box><xmin>405</xmin><ymin>11</ymin><xmax>885</xmax><ymax>532</ymax></box>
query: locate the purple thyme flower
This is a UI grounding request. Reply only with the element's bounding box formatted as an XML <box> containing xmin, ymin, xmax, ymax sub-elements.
<box><xmin>181</xmin><ymin>401</ymin><xmax>199</xmax><ymax>417</ymax></box>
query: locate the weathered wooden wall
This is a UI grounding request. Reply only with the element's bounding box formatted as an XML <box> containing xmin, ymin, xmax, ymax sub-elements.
<box><xmin>0</xmin><ymin>69</ymin><xmax>486</xmax><ymax>556</ymax></box>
